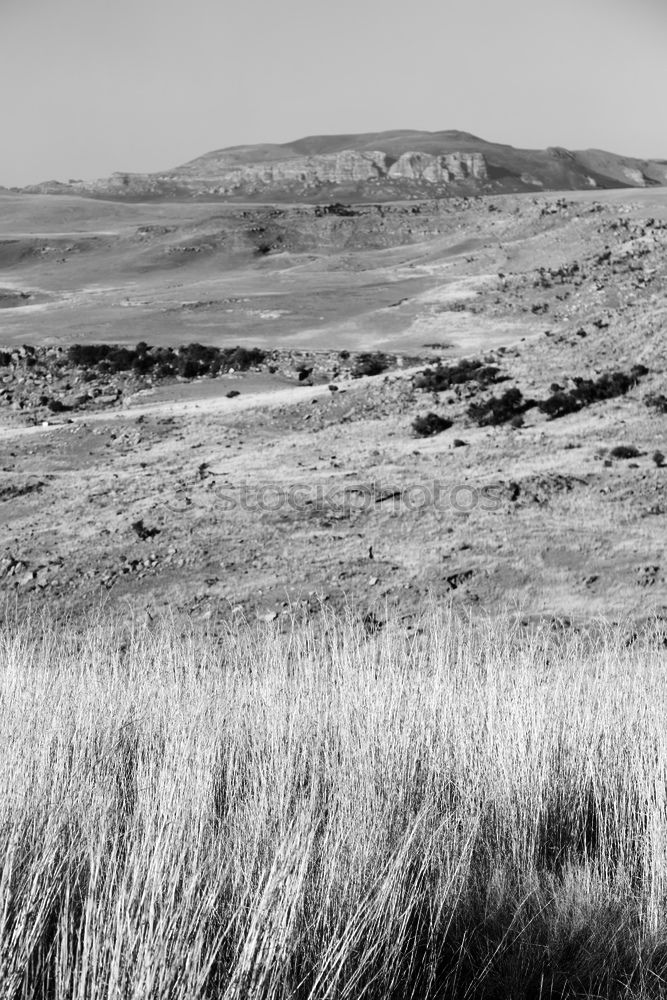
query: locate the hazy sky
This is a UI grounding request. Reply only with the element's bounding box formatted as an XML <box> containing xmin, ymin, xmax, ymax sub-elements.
<box><xmin>1</xmin><ymin>0</ymin><xmax>665</xmax><ymax>186</ymax></box>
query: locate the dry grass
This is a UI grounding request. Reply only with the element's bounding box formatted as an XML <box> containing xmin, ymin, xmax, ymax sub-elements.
<box><xmin>1</xmin><ymin>607</ymin><xmax>667</xmax><ymax>999</ymax></box>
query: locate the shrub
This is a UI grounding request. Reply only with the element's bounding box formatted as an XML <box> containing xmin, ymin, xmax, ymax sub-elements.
<box><xmin>646</xmin><ymin>393</ymin><xmax>667</xmax><ymax>414</ymax></box>
<box><xmin>63</xmin><ymin>341</ymin><xmax>267</xmax><ymax>382</ymax></box>
<box><xmin>610</xmin><ymin>445</ymin><xmax>641</xmax><ymax>459</ymax></box>
<box><xmin>154</xmin><ymin>346</ymin><xmax>177</xmax><ymax>366</ymax></box>
<box><xmin>0</xmin><ymin>350</ymin><xmax>12</xmax><ymax>367</ymax></box>
<box><xmin>315</xmin><ymin>203</ymin><xmax>358</xmax><ymax>217</ymax></box>
<box><xmin>352</xmin><ymin>352</ymin><xmax>390</xmax><ymax>378</ymax></box>
<box><xmin>653</xmin><ymin>451</ymin><xmax>665</xmax><ymax>468</ymax></box>
<box><xmin>132</xmin><ymin>353</ymin><xmax>156</xmax><ymax>375</ymax></box>
<box><xmin>47</xmin><ymin>398</ymin><xmax>69</xmax><ymax>413</ymax></box>
<box><xmin>539</xmin><ymin>390</ymin><xmax>582</xmax><ymax>420</ymax></box>
<box><xmin>68</xmin><ymin>343</ymin><xmax>112</xmax><ymax>367</ymax></box>
<box><xmin>178</xmin><ymin>358</ymin><xmax>200</xmax><ymax>379</ymax></box>
<box><xmin>180</xmin><ymin>343</ymin><xmax>219</xmax><ymax>372</ymax></box>
<box><xmin>414</xmin><ymin>358</ymin><xmax>502</xmax><ymax>393</ymax></box>
<box><xmin>539</xmin><ymin>367</ymin><xmax>649</xmax><ymax>420</ymax></box>
<box><xmin>412</xmin><ymin>413</ymin><xmax>453</xmax><ymax>437</ymax></box>
<box><xmin>468</xmin><ymin>387</ymin><xmax>528</xmax><ymax>426</ymax></box>
<box><xmin>224</xmin><ymin>346</ymin><xmax>266</xmax><ymax>371</ymax></box>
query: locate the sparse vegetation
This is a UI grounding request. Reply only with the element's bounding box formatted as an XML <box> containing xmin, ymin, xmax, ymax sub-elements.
<box><xmin>46</xmin><ymin>398</ymin><xmax>70</xmax><ymax>414</ymax></box>
<box><xmin>539</xmin><ymin>367</ymin><xmax>649</xmax><ymax>420</ymax></box>
<box><xmin>314</xmin><ymin>203</ymin><xmax>359</xmax><ymax>217</ymax></box>
<box><xmin>351</xmin><ymin>352</ymin><xmax>391</xmax><ymax>378</ymax></box>
<box><xmin>2</xmin><ymin>610</ymin><xmax>667</xmax><ymax>1000</ymax></box>
<box><xmin>646</xmin><ymin>393</ymin><xmax>667</xmax><ymax>414</ymax></box>
<box><xmin>66</xmin><ymin>342</ymin><xmax>268</xmax><ymax>379</ymax></box>
<box><xmin>414</xmin><ymin>358</ymin><xmax>503</xmax><ymax>393</ymax></box>
<box><xmin>412</xmin><ymin>412</ymin><xmax>453</xmax><ymax>436</ymax></box>
<box><xmin>468</xmin><ymin>386</ymin><xmax>529</xmax><ymax>426</ymax></box>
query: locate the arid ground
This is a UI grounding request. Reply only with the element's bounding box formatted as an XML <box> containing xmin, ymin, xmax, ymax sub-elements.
<box><xmin>1</xmin><ymin>187</ymin><xmax>666</xmax><ymax>625</ymax></box>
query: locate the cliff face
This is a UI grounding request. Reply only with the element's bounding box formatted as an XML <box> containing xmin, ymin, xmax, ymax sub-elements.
<box><xmin>156</xmin><ymin>149</ymin><xmax>488</xmax><ymax>196</ymax></box>
<box><xmin>202</xmin><ymin>150</ymin><xmax>390</xmax><ymax>192</ymax></box>
<box><xmin>23</xmin><ymin>149</ymin><xmax>490</xmax><ymax>201</ymax></box>
<box><xmin>387</xmin><ymin>151</ymin><xmax>487</xmax><ymax>183</ymax></box>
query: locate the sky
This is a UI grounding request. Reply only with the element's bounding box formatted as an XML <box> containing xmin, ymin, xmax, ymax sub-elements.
<box><xmin>1</xmin><ymin>0</ymin><xmax>665</xmax><ymax>186</ymax></box>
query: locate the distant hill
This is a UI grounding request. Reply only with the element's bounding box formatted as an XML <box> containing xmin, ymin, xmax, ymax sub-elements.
<box><xmin>20</xmin><ymin>130</ymin><xmax>667</xmax><ymax>202</ymax></box>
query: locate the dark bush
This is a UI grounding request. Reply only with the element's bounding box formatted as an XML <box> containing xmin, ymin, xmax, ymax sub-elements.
<box><xmin>653</xmin><ymin>451</ymin><xmax>665</xmax><ymax>468</ymax></box>
<box><xmin>47</xmin><ymin>398</ymin><xmax>69</xmax><ymax>413</ymax></box>
<box><xmin>352</xmin><ymin>352</ymin><xmax>390</xmax><ymax>378</ymax></box>
<box><xmin>63</xmin><ymin>341</ymin><xmax>266</xmax><ymax>382</ymax></box>
<box><xmin>412</xmin><ymin>413</ymin><xmax>453</xmax><ymax>437</ymax></box>
<box><xmin>646</xmin><ymin>393</ymin><xmax>667</xmax><ymax>414</ymax></box>
<box><xmin>0</xmin><ymin>351</ymin><xmax>12</xmax><ymax>367</ymax></box>
<box><xmin>68</xmin><ymin>344</ymin><xmax>112</xmax><ymax>367</ymax></box>
<box><xmin>179</xmin><ymin>343</ymin><xmax>219</xmax><ymax>373</ymax></box>
<box><xmin>539</xmin><ymin>367</ymin><xmax>649</xmax><ymax>420</ymax></box>
<box><xmin>610</xmin><ymin>445</ymin><xmax>641</xmax><ymax>460</ymax></box>
<box><xmin>415</xmin><ymin>358</ymin><xmax>503</xmax><ymax>393</ymax></box>
<box><xmin>178</xmin><ymin>358</ymin><xmax>200</xmax><ymax>379</ymax></box>
<box><xmin>226</xmin><ymin>390</ymin><xmax>240</xmax><ymax>398</ymax></box>
<box><xmin>315</xmin><ymin>203</ymin><xmax>358</xmax><ymax>217</ymax></box>
<box><xmin>106</xmin><ymin>347</ymin><xmax>136</xmax><ymax>373</ymax></box>
<box><xmin>153</xmin><ymin>346</ymin><xmax>177</xmax><ymax>365</ymax></box>
<box><xmin>539</xmin><ymin>390</ymin><xmax>581</xmax><ymax>420</ymax></box>
<box><xmin>225</xmin><ymin>346</ymin><xmax>266</xmax><ymax>370</ymax></box>
<box><xmin>468</xmin><ymin>387</ymin><xmax>528</xmax><ymax>427</ymax></box>
<box><xmin>132</xmin><ymin>353</ymin><xmax>156</xmax><ymax>375</ymax></box>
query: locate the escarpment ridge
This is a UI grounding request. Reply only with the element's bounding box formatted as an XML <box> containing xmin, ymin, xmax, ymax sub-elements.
<box><xmin>16</xmin><ymin>130</ymin><xmax>667</xmax><ymax>202</ymax></box>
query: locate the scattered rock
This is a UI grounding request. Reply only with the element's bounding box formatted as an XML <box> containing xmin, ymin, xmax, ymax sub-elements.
<box><xmin>445</xmin><ymin>569</ymin><xmax>474</xmax><ymax>591</ymax></box>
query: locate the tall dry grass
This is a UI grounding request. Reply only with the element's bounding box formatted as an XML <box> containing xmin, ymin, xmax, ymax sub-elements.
<box><xmin>1</xmin><ymin>607</ymin><xmax>667</xmax><ymax>999</ymax></box>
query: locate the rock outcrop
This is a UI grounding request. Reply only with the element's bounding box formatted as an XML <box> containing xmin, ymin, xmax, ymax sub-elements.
<box><xmin>204</xmin><ymin>150</ymin><xmax>389</xmax><ymax>193</ymax></box>
<box><xmin>387</xmin><ymin>151</ymin><xmax>487</xmax><ymax>183</ymax></box>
